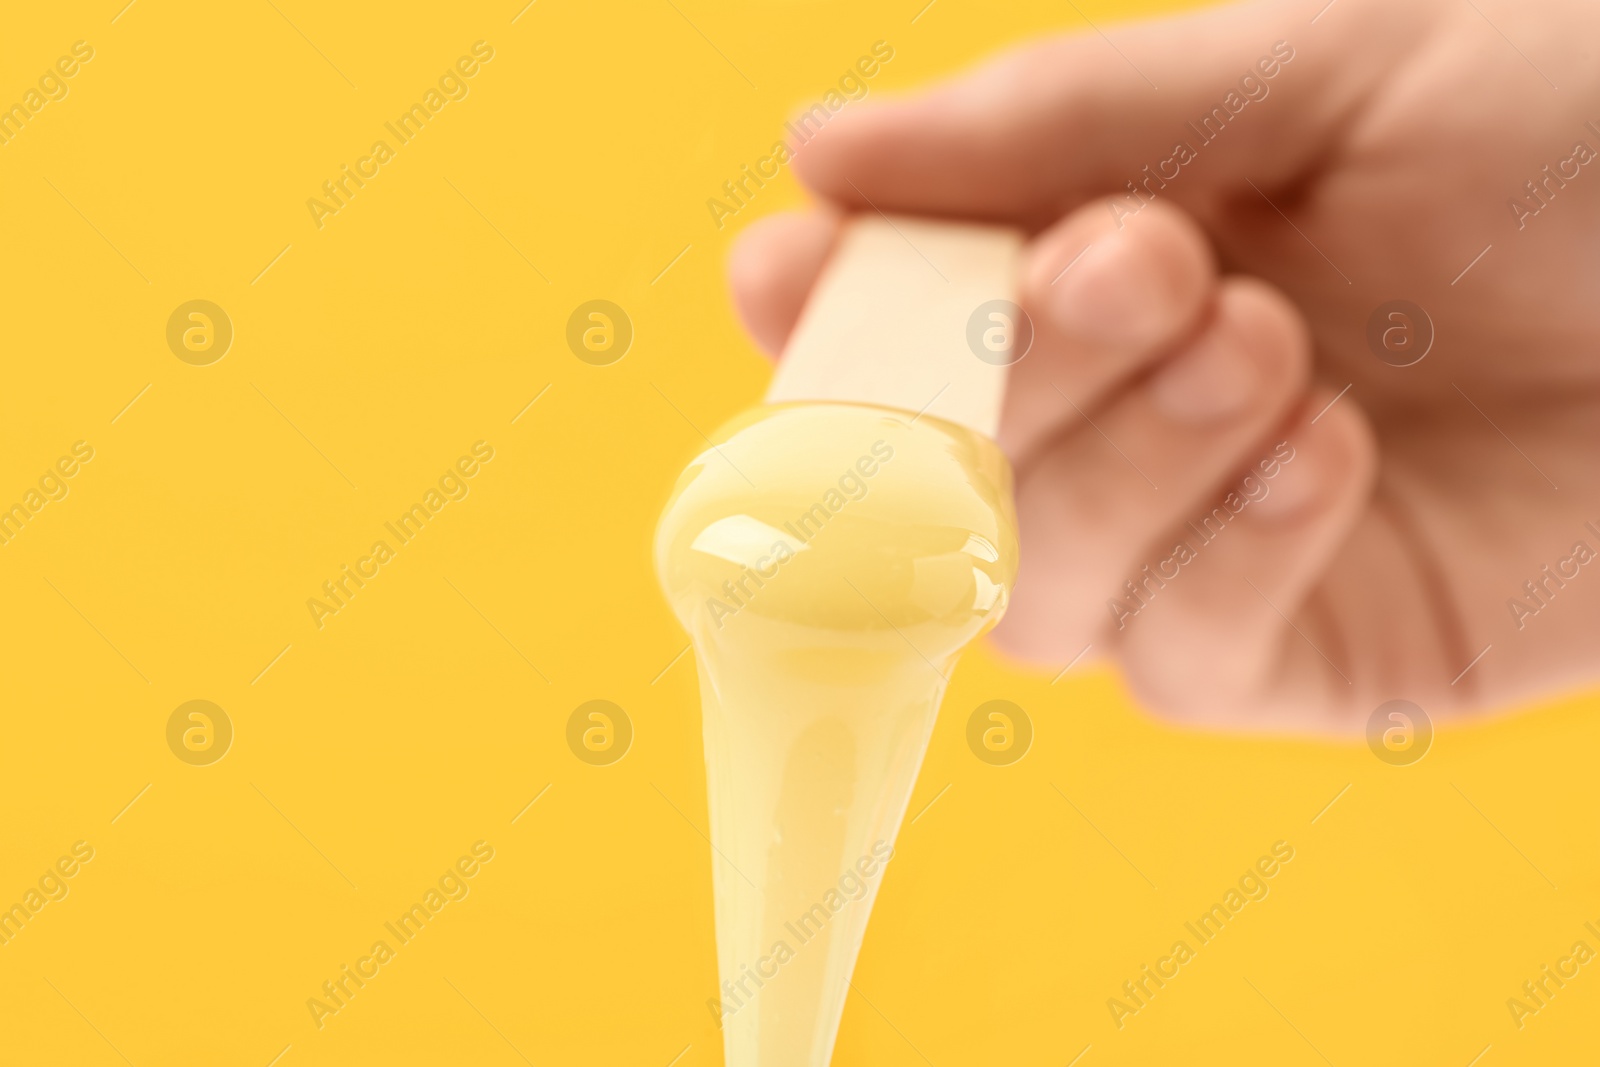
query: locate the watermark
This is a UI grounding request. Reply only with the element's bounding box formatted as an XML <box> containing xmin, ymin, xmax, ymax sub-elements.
<box><xmin>1506</xmin><ymin>521</ymin><xmax>1599</xmax><ymax>630</ymax></box>
<box><xmin>167</xmin><ymin>300</ymin><xmax>233</xmax><ymax>365</ymax></box>
<box><xmin>0</xmin><ymin>841</ymin><xmax>95</xmax><ymax>948</ymax></box>
<box><xmin>566</xmin><ymin>300</ymin><xmax>632</xmax><ymax>366</ymax></box>
<box><xmin>707</xmin><ymin>840</ymin><xmax>894</xmax><ymax>1025</ymax></box>
<box><xmin>306</xmin><ymin>840</ymin><xmax>495</xmax><ymax>1029</ymax></box>
<box><xmin>1108</xmin><ymin>840</ymin><xmax>1295</xmax><ymax>1028</ymax></box>
<box><xmin>566</xmin><ymin>700</ymin><xmax>632</xmax><ymax>765</ymax></box>
<box><xmin>0</xmin><ymin>441</ymin><xmax>95</xmax><ymax>548</ymax></box>
<box><xmin>1508</xmin><ymin>120</ymin><xmax>1600</xmax><ymax>231</ymax></box>
<box><xmin>1365</xmin><ymin>700</ymin><xmax>1432</xmax><ymax>766</ymax></box>
<box><xmin>306</xmin><ymin>441</ymin><xmax>495</xmax><ymax>629</ymax></box>
<box><xmin>966</xmin><ymin>700</ymin><xmax>1032</xmax><ymax>765</ymax></box>
<box><xmin>706</xmin><ymin>41</ymin><xmax>895</xmax><ymax>230</ymax></box>
<box><xmin>1365</xmin><ymin>299</ymin><xmax>1433</xmax><ymax>367</ymax></box>
<box><xmin>1108</xmin><ymin>41</ymin><xmax>1295</xmax><ymax>228</ymax></box>
<box><xmin>307</xmin><ymin>42</ymin><xmax>496</xmax><ymax>229</ymax></box>
<box><xmin>167</xmin><ymin>700</ymin><xmax>233</xmax><ymax>766</ymax></box>
<box><xmin>700</xmin><ymin>439</ymin><xmax>895</xmax><ymax>628</ymax></box>
<box><xmin>1107</xmin><ymin>442</ymin><xmax>1295</xmax><ymax>629</ymax></box>
<box><xmin>967</xmin><ymin>299</ymin><xmax>1034</xmax><ymax>366</ymax></box>
<box><xmin>1507</xmin><ymin>922</ymin><xmax>1600</xmax><ymax>1030</ymax></box>
<box><xmin>0</xmin><ymin>40</ymin><xmax>95</xmax><ymax>148</ymax></box>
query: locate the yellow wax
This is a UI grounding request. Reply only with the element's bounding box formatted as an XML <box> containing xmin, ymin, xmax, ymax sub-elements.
<box><xmin>654</xmin><ymin>402</ymin><xmax>1018</xmax><ymax>1067</ymax></box>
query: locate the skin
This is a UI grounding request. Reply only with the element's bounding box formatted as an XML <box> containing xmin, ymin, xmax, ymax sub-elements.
<box><xmin>726</xmin><ymin>0</ymin><xmax>1600</xmax><ymax>731</ymax></box>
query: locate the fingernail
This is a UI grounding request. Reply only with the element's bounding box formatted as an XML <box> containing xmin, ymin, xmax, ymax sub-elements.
<box><xmin>1044</xmin><ymin>231</ymin><xmax>1169</xmax><ymax>347</ymax></box>
<box><xmin>1251</xmin><ymin>448</ymin><xmax>1319</xmax><ymax>520</ymax></box>
<box><xmin>1147</xmin><ymin>333</ymin><xmax>1257</xmax><ymax>423</ymax></box>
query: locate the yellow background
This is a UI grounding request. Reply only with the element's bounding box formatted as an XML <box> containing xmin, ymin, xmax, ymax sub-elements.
<box><xmin>2</xmin><ymin>1</ymin><xmax>1597</xmax><ymax>1064</ymax></box>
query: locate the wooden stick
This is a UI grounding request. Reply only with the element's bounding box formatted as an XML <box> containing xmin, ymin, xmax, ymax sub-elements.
<box><xmin>765</xmin><ymin>214</ymin><xmax>1026</xmax><ymax>439</ymax></box>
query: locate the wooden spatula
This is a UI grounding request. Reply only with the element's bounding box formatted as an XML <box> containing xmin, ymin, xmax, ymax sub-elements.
<box><xmin>765</xmin><ymin>213</ymin><xmax>1026</xmax><ymax>439</ymax></box>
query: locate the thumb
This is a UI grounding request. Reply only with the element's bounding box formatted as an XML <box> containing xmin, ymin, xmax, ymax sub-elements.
<box><xmin>791</xmin><ymin>0</ymin><xmax>1419</xmax><ymax>226</ymax></box>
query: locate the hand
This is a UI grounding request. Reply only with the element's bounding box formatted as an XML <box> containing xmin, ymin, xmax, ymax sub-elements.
<box><xmin>726</xmin><ymin>0</ymin><xmax>1600</xmax><ymax>729</ymax></box>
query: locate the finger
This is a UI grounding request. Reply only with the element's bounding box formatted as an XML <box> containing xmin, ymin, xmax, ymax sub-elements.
<box><xmin>1112</xmin><ymin>388</ymin><xmax>1378</xmax><ymax>726</ymax></box>
<box><xmin>991</xmin><ymin>276</ymin><xmax>1312</xmax><ymax>665</ymax></box>
<box><xmin>727</xmin><ymin>209</ymin><xmax>841</xmax><ymax>355</ymax></box>
<box><xmin>1001</xmin><ymin>199</ymin><xmax>1215</xmax><ymax>468</ymax></box>
<box><xmin>791</xmin><ymin>1</ymin><xmax>1420</xmax><ymax>224</ymax></box>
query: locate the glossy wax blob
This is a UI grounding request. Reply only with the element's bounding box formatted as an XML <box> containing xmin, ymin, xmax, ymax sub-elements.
<box><xmin>654</xmin><ymin>403</ymin><xmax>1018</xmax><ymax>1067</ymax></box>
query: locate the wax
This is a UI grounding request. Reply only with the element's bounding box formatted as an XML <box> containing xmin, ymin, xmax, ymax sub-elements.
<box><xmin>655</xmin><ymin>401</ymin><xmax>1018</xmax><ymax>1066</ymax></box>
